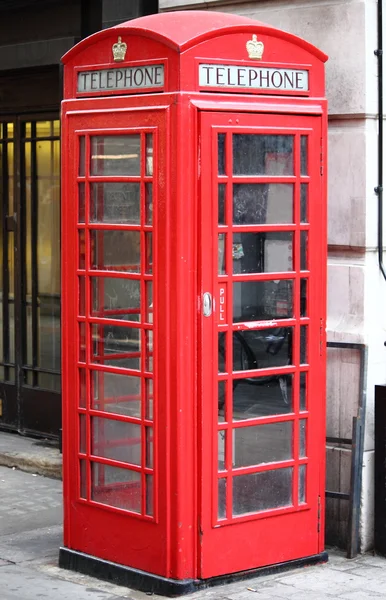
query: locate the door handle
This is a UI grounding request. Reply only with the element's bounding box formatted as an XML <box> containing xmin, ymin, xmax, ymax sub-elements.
<box><xmin>203</xmin><ymin>292</ymin><xmax>212</xmax><ymax>317</ymax></box>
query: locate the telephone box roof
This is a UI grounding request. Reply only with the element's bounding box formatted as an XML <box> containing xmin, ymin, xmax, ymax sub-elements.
<box><xmin>62</xmin><ymin>10</ymin><xmax>328</xmax><ymax>63</ymax></box>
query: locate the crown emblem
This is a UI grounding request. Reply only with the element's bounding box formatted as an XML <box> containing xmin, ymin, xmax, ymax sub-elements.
<box><xmin>246</xmin><ymin>34</ymin><xmax>264</xmax><ymax>60</ymax></box>
<box><xmin>112</xmin><ymin>37</ymin><xmax>127</xmax><ymax>62</ymax></box>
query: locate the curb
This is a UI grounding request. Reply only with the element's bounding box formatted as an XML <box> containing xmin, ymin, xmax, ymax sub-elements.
<box><xmin>0</xmin><ymin>452</ymin><xmax>62</xmax><ymax>480</ymax></box>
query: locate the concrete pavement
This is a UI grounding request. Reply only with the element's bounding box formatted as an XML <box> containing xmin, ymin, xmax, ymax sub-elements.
<box><xmin>0</xmin><ymin>431</ymin><xmax>386</xmax><ymax>599</ymax></box>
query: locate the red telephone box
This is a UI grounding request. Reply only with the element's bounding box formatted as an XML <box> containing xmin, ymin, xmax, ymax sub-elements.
<box><xmin>60</xmin><ymin>11</ymin><xmax>328</xmax><ymax>595</ymax></box>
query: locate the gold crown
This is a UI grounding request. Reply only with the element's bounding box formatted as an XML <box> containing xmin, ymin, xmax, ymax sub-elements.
<box><xmin>112</xmin><ymin>36</ymin><xmax>127</xmax><ymax>62</ymax></box>
<box><xmin>246</xmin><ymin>34</ymin><xmax>264</xmax><ymax>60</ymax></box>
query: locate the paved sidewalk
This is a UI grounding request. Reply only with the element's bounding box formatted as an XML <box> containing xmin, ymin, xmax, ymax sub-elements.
<box><xmin>0</xmin><ymin>431</ymin><xmax>386</xmax><ymax>599</ymax></box>
<box><xmin>0</xmin><ymin>431</ymin><xmax>61</xmax><ymax>479</ymax></box>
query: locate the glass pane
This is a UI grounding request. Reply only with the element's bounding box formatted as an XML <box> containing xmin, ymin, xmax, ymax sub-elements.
<box><xmin>233</xmin><ymin>374</ymin><xmax>293</xmax><ymax>420</ymax></box>
<box><xmin>218</xmin><ymin>381</ymin><xmax>226</xmax><ymax>422</ymax></box>
<box><xmin>91</xmin><ymin>463</ymin><xmax>141</xmax><ymax>513</ymax></box>
<box><xmin>300</xmin><ymin>419</ymin><xmax>307</xmax><ymax>457</ymax></box>
<box><xmin>80</xmin><ymin>460</ymin><xmax>87</xmax><ymax>499</ymax></box>
<box><xmin>299</xmin><ymin>465</ymin><xmax>306</xmax><ymax>504</ymax></box>
<box><xmin>78</xmin><ymin>136</ymin><xmax>85</xmax><ymax>176</ymax></box>
<box><xmin>146</xmin><ymin>330</ymin><xmax>153</xmax><ymax>372</ymax></box>
<box><xmin>92</xmin><ymin>324</ymin><xmax>141</xmax><ymax>370</ymax></box>
<box><xmin>79</xmin><ymin>322</ymin><xmax>86</xmax><ymax>363</ymax></box>
<box><xmin>146</xmin><ymin>427</ymin><xmax>153</xmax><ymax>468</ymax></box>
<box><xmin>218</xmin><ymin>478</ymin><xmax>227</xmax><ymax>520</ymax></box>
<box><xmin>233</xmin><ymin>468</ymin><xmax>293</xmax><ymax>515</ymax></box>
<box><xmin>36</xmin><ymin>121</ymin><xmax>54</xmax><ymax>137</ymax></box>
<box><xmin>78</xmin><ymin>183</ymin><xmax>85</xmax><ymax>223</ymax></box>
<box><xmin>91</xmin><ymin>230</ymin><xmax>140</xmax><ymax>272</ymax></box>
<box><xmin>233</xmin><ymin>135</ymin><xmax>294</xmax><ymax>176</ymax></box>
<box><xmin>233</xmin><ymin>184</ymin><xmax>293</xmax><ymax>225</ymax></box>
<box><xmin>233</xmin><ymin>280</ymin><xmax>293</xmax><ymax>321</ymax></box>
<box><xmin>218</xmin><ymin>430</ymin><xmax>226</xmax><ymax>470</ymax></box>
<box><xmin>218</xmin><ymin>234</ymin><xmax>226</xmax><ymax>274</ymax></box>
<box><xmin>79</xmin><ymin>230</ymin><xmax>86</xmax><ymax>269</ymax></box>
<box><xmin>300</xmin><ymin>279</ymin><xmax>307</xmax><ymax>317</ymax></box>
<box><xmin>146</xmin><ymin>474</ymin><xmax>154</xmax><ymax>516</ymax></box>
<box><xmin>145</xmin><ymin>183</ymin><xmax>153</xmax><ymax>225</ymax></box>
<box><xmin>232</xmin><ymin>232</ymin><xmax>293</xmax><ymax>273</ymax></box>
<box><xmin>218</xmin><ymin>184</ymin><xmax>225</xmax><ymax>225</ymax></box>
<box><xmin>79</xmin><ymin>414</ymin><xmax>87</xmax><ymax>454</ymax></box>
<box><xmin>79</xmin><ymin>369</ymin><xmax>86</xmax><ymax>409</ymax></box>
<box><xmin>300</xmin><ymin>136</ymin><xmax>308</xmax><ymax>175</ymax></box>
<box><xmin>234</xmin><ymin>422</ymin><xmax>292</xmax><ymax>468</ymax></box>
<box><xmin>218</xmin><ymin>332</ymin><xmax>226</xmax><ymax>373</ymax></box>
<box><xmin>90</xmin><ymin>135</ymin><xmax>140</xmax><ymax>176</ymax></box>
<box><xmin>301</xmin><ymin>231</ymin><xmax>308</xmax><ymax>270</ymax></box>
<box><xmin>145</xmin><ymin>233</ymin><xmax>152</xmax><ymax>274</ymax></box>
<box><xmin>92</xmin><ymin>277</ymin><xmax>140</xmax><ymax>322</ymax></box>
<box><xmin>37</xmin><ymin>372</ymin><xmax>61</xmax><ymax>392</ymax></box>
<box><xmin>301</xmin><ymin>184</ymin><xmax>308</xmax><ymax>223</ymax></box>
<box><xmin>145</xmin><ymin>281</ymin><xmax>153</xmax><ymax>323</ymax></box>
<box><xmin>218</xmin><ymin>133</ymin><xmax>226</xmax><ymax>175</ymax></box>
<box><xmin>92</xmin><ymin>417</ymin><xmax>141</xmax><ymax>466</ymax></box>
<box><xmin>91</xmin><ymin>371</ymin><xmax>141</xmax><ymax>418</ymax></box>
<box><xmin>79</xmin><ymin>277</ymin><xmax>85</xmax><ymax>316</ymax></box>
<box><xmin>233</xmin><ymin>328</ymin><xmax>293</xmax><ymax>372</ymax></box>
<box><xmin>90</xmin><ymin>182</ymin><xmax>140</xmax><ymax>224</ymax></box>
<box><xmin>300</xmin><ymin>372</ymin><xmax>307</xmax><ymax>411</ymax></box>
<box><xmin>300</xmin><ymin>326</ymin><xmax>307</xmax><ymax>364</ymax></box>
<box><xmin>146</xmin><ymin>378</ymin><xmax>153</xmax><ymax>420</ymax></box>
<box><xmin>146</xmin><ymin>134</ymin><xmax>153</xmax><ymax>176</ymax></box>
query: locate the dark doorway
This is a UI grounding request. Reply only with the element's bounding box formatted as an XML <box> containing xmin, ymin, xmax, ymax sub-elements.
<box><xmin>0</xmin><ymin>116</ymin><xmax>61</xmax><ymax>437</ymax></box>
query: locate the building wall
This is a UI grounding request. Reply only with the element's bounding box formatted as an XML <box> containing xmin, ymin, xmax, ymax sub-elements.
<box><xmin>159</xmin><ymin>0</ymin><xmax>384</xmax><ymax>550</ymax></box>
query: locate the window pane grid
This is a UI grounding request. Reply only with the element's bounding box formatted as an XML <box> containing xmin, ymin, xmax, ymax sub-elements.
<box><xmin>77</xmin><ymin>131</ymin><xmax>155</xmax><ymax>519</ymax></box>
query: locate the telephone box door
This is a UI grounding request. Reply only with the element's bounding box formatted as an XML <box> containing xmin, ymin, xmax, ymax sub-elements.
<box><xmin>62</xmin><ymin>106</ymin><xmax>168</xmax><ymax>575</ymax></box>
<box><xmin>199</xmin><ymin>111</ymin><xmax>326</xmax><ymax>578</ymax></box>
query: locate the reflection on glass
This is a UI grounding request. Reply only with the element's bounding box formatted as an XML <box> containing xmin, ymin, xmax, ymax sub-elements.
<box><xmin>79</xmin><ymin>369</ymin><xmax>86</xmax><ymax>408</ymax></box>
<box><xmin>233</xmin><ymin>328</ymin><xmax>293</xmax><ymax>372</ymax></box>
<box><xmin>218</xmin><ymin>478</ymin><xmax>226</xmax><ymax>520</ymax></box>
<box><xmin>79</xmin><ymin>277</ymin><xmax>85</xmax><ymax>316</ymax></box>
<box><xmin>233</xmin><ymin>468</ymin><xmax>293</xmax><ymax>515</ymax></box>
<box><xmin>80</xmin><ymin>460</ymin><xmax>87</xmax><ymax>499</ymax></box>
<box><xmin>300</xmin><ymin>372</ymin><xmax>307</xmax><ymax>411</ymax></box>
<box><xmin>234</xmin><ymin>422</ymin><xmax>292</xmax><ymax>467</ymax></box>
<box><xmin>233</xmin><ymin>374</ymin><xmax>293</xmax><ymax>420</ymax></box>
<box><xmin>301</xmin><ymin>184</ymin><xmax>308</xmax><ymax>223</ymax></box>
<box><xmin>300</xmin><ymin>279</ymin><xmax>307</xmax><ymax>317</ymax></box>
<box><xmin>90</xmin><ymin>135</ymin><xmax>140</xmax><ymax>176</ymax></box>
<box><xmin>146</xmin><ymin>134</ymin><xmax>153</xmax><ymax>176</ymax></box>
<box><xmin>146</xmin><ymin>330</ymin><xmax>153</xmax><ymax>372</ymax></box>
<box><xmin>92</xmin><ymin>417</ymin><xmax>141</xmax><ymax>465</ymax></box>
<box><xmin>299</xmin><ymin>464</ymin><xmax>306</xmax><ymax>504</ymax></box>
<box><xmin>146</xmin><ymin>426</ymin><xmax>153</xmax><ymax>468</ymax></box>
<box><xmin>92</xmin><ymin>277</ymin><xmax>140</xmax><ymax>322</ymax></box>
<box><xmin>301</xmin><ymin>231</ymin><xmax>308</xmax><ymax>270</ymax></box>
<box><xmin>218</xmin><ymin>381</ymin><xmax>226</xmax><ymax>422</ymax></box>
<box><xmin>300</xmin><ymin>136</ymin><xmax>308</xmax><ymax>175</ymax></box>
<box><xmin>300</xmin><ymin>326</ymin><xmax>307</xmax><ymax>364</ymax></box>
<box><xmin>145</xmin><ymin>232</ymin><xmax>153</xmax><ymax>274</ymax></box>
<box><xmin>91</xmin><ymin>230</ymin><xmax>140</xmax><ymax>272</ymax></box>
<box><xmin>232</xmin><ymin>232</ymin><xmax>293</xmax><ymax>273</ymax></box>
<box><xmin>146</xmin><ymin>378</ymin><xmax>153</xmax><ymax>420</ymax></box>
<box><xmin>218</xmin><ymin>184</ymin><xmax>226</xmax><ymax>225</ymax></box>
<box><xmin>233</xmin><ymin>134</ymin><xmax>294</xmax><ymax>176</ymax></box>
<box><xmin>146</xmin><ymin>474</ymin><xmax>153</xmax><ymax>516</ymax></box>
<box><xmin>146</xmin><ymin>183</ymin><xmax>153</xmax><ymax>225</ymax></box>
<box><xmin>233</xmin><ymin>280</ymin><xmax>293</xmax><ymax>321</ymax></box>
<box><xmin>78</xmin><ymin>183</ymin><xmax>85</xmax><ymax>223</ymax></box>
<box><xmin>218</xmin><ymin>133</ymin><xmax>226</xmax><ymax>175</ymax></box>
<box><xmin>218</xmin><ymin>332</ymin><xmax>226</xmax><ymax>373</ymax></box>
<box><xmin>218</xmin><ymin>233</ymin><xmax>226</xmax><ymax>274</ymax></box>
<box><xmin>146</xmin><ymin>281</ymin><xmax>153</xmax><ymax>323</ymax></box>
<box><xmin>233</xmin><ymin>184</ymin><xmax>293</xmax><ymax>225</ymax></box>
<box><xmin>91</xmin><ymin>371</ymin><xmax>141</xmax><ymax>417</ymax></box>
<box><xmin>79</xmin><ymin>230</ymin><xmax>86</xmax><ymax>269</ymax></box>
<box><xmin>92</xmin><ymin>324</ymin><xmax>141</xmax><ymax>370</ymax></box>
<box><xmin>218</xmin><ymin>430</ymin><xmax>226</xmax><ymax>470</ymax></box>
<box><xmin>79</xmin><ymin>414</ymin><xmax>86</xmax><ymax>454</ymax></box>
<box><xmin>90</xmin><ymin>182</ymin><xmax>140</xmax><ymax>224</ymax></box>
<box><xmin>79</xmin><ymin>136</ymin><xmax>85</xmax><ymax>176</ymax></box>
<box><xmin>300</xmin><ymin>419</ymin><xmax>307</xmax><ymax>457</ymax></box>
<box><xmin>91</xmin><ymin>463</ymin><xmax>141</xmax><ymax>513</ymax></box>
